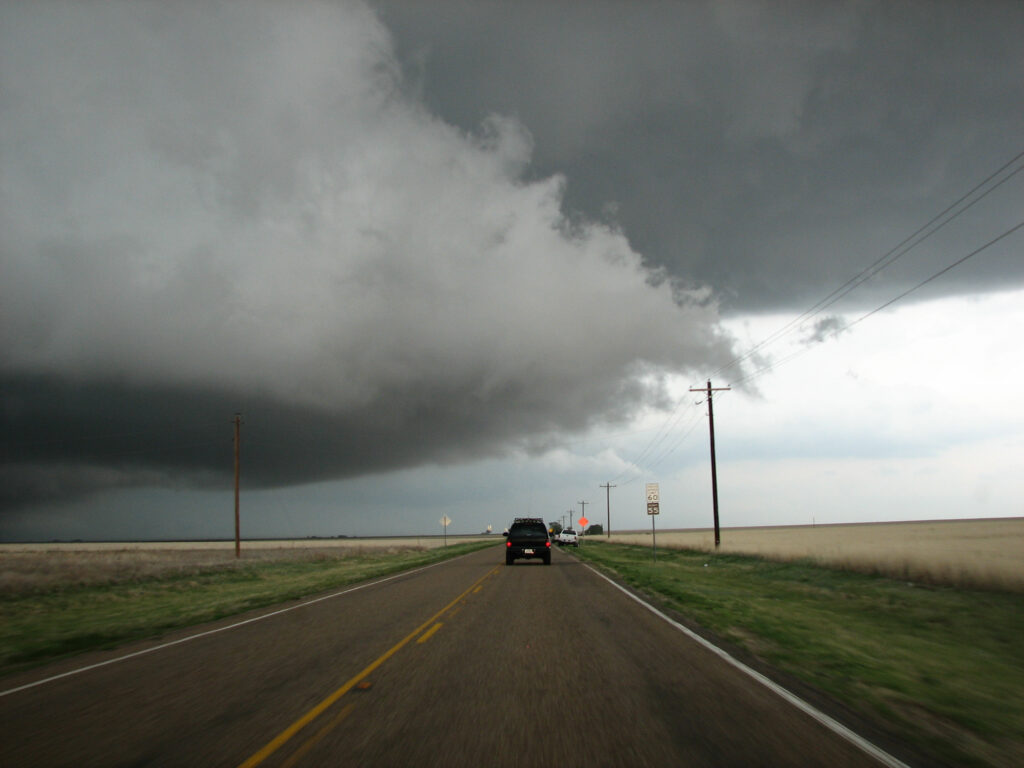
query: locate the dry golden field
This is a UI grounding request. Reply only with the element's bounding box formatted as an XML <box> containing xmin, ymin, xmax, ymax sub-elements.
<box><xmin>0</xmin><ymin>536</ymin><xmax>493</xmax><ymax>595</ymax></box>
<box><xmin>607</xmin><ymin>517</ymin><xmax>1024</xmax><ymax>591</ymax></box>
<box><xmin>0</xmin><ymin>536</ymin><xmax>486</xmax><ymax>553</ymax></box>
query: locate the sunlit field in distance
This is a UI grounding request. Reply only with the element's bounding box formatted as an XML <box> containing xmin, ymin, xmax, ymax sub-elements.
<box><xmin>606</xmin><ymin>518</ymin><xmax>1024</xmax><ymax>591</ymax></box>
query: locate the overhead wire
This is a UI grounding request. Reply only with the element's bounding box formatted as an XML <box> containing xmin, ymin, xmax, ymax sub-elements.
<box><xmin>641</xmin><ymin>405</ymin><xmax>709</xmax><ymax>475</ymax></box>
<box><xmin>842</xmin><ymin>218</ymin><xmax>1024</xmax><ymax>334</ymax></box>
<box><xmin>713</xmin><ymin>149</ymin><xmax>1024</xmax><ymax>379</ymax></box>
<box><xmin>729</xmin><ymin>217</ymin><xmax>1024</xmax><ymax>388</ymax></box>
<box><xmin>608</xmin><ymin>396</ymin><xmax>705</xmax><ymax>484</ymax></box>
<box><xmin>606</xmin><ymin>148</ymin><xmax>1024</xmax><ymax>475</ymax></box>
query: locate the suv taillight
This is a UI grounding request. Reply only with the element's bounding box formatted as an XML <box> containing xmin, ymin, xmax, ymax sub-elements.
<box><xmin>545</xmin><ymin>540</ymin><xmax>551</xmax><ymax>548</ymax></box>
<box><xmin>506</xmin><ymin>541</ymin><xmax>511</xmax><ymax>547</ymax></box>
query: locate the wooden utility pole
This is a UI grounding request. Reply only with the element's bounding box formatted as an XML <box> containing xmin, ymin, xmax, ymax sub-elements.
<box><xmin>233</xmin><ymin>413</ymin><xmax>242</xmax><ymax>559</ymax></box>
<box><xmin>689</xmin><ymin>381</ymin><xmax>730</xmax><ymax>548</ymax></box>
<box><xmin>600</xmin><ymin>482</ymin><xmax>616</xmax><ymax>537</ymax></box>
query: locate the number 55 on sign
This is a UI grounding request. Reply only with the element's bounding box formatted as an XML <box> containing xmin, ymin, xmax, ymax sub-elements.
<box><xmin>646</xmin><ymin>483</ymin><xmax>660</xmax><ymax>515</ymax></box>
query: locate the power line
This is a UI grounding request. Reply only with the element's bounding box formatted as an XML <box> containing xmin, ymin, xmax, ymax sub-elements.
<box><xmin>608</xmin><ymin>398</ymin><xmax>704</xmax><ymax>484</ymax></box>
<box><xmin>714</xmin><ymin>149</ymin><xmax>1024</xmax><ymax>378</ymax></box>
<box><xmin>730</xmin><ymin>218</ymin><xmax>1024</xmax><ymax>387</ymax></box>
<box><xmin>599</xmin><ymin>151</ymin><xmax>1023</xmax><ymax>485</ymax></box>
<box><xmin>642</xmin><ymin>407</ymin><xmax>708</xmax><ymax>474</ymax></box>
<box><xmin>844</xmin><ymin>219</ymin><xmax>1024</xmax><ymax>333</ymax></box>
<box><xmin>625</xmin><ymin>402</ymin><xmax>699</xmax><ymax>469</ymax></box>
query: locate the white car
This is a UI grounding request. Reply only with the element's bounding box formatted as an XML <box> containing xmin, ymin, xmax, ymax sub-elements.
<box><xmin>558</xmin><ymin>529</ymin><xmax>579</xmax><ymax>547</ymax></box>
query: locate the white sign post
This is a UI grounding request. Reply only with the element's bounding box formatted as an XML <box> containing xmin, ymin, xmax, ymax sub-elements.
<box><xmin>440</xmin><ymin>515</ymin><xmax>451</xmax><ymax>547</ymax></box>
<box><xmin>645</xmin><ymin>483</ymin><xmax>660</xmax><ymax>561</ymax></box>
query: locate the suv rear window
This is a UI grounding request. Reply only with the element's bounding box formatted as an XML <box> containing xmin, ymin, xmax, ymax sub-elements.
<box><xmin>510</xmin><ymin>523</ymin><xmax>547</xmax><ymax>536</ymax></box>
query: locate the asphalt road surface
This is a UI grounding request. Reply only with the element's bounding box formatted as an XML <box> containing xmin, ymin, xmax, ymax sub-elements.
<box><xmin>0</xmin><ymin>545</ymin><xmax>906</xmax><ymax>767</ymax></box>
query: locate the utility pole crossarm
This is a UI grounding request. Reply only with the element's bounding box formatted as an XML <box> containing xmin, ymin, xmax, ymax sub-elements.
<box><xmin>688</xmin><ymin>383</ymin><xmax>732</xmax><ymax>395</ymax></box>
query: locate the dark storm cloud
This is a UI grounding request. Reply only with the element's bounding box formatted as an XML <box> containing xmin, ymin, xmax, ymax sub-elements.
<box><xmin>1</xmin><ymin>361</ymin><xmax>674</xmax><ymax>512</ymax></box>
<box><xmin>377</xmin><ymin>0</ymin><xmax>1024</xmax><ymax>313</ymax></box>
<box><xmin>0</xmin><ymin>2</ymin><xmax>738</xmax><ymax>511</ymax></box>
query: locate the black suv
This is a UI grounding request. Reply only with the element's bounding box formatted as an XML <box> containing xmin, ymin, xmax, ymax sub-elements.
<box><xmin>504</xmin><ymin>517</ymin><xmax>552</xmax><ymax>565</ymax></box>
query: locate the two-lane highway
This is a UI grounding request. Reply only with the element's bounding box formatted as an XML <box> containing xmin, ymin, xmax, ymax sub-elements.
<box><xmin>0</xmin><ymin>545</ymin><xmax>903</xmax><ymax>767</ymax></box>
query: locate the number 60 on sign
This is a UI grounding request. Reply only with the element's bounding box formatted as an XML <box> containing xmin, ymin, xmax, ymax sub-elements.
<box><xmin>645</xmin><ymin>483</ymin><xmax>660</xmax><ymax>515</ymax></box>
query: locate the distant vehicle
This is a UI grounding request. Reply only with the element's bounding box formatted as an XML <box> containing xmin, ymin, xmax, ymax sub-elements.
<box><xmin>557</xmin><ymin>529</ymin><xmax>579</xmax><ymax>547</ymax></box>
<box><xmin>504</xmin><ymin>517</ymin><xmax>552</xmax><ymax>565</ymax></box>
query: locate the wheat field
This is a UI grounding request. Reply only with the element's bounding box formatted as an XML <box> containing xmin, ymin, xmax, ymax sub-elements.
<box><xmin>3</xmin><ymin>520</ymin><xmax>1021</xmax><ymax>592</ymax></box>
<box><xmin>0</xmin><ymin>537</ymin><xmax>491</xmax><ymax>595</ymax></box>
<box><xmin>606</xmin><ymin>517</ymin><xmax>1024</xmax><ymax>591</ymax></box>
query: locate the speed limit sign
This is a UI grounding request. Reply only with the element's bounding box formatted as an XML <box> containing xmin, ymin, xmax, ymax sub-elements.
<box><xmin>646</xmin><ymin>483</ymin><xmax>660</xmax><ymax>515</ymax></box>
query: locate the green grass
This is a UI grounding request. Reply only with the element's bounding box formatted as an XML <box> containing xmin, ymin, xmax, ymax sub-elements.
<box><xmin>0</xmin><ymin>541</ymin><xmax>494</xmax><ymax>678</ymax></box>
<box><xmin>574</xmin><ymin>540</ymin><xmax>1024</xmax><ymax>768</ymax></box>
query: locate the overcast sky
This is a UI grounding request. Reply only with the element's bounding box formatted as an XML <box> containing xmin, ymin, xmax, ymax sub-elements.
<box><xmin>2</xmin><ymin>1</ymin><xmax>1022</xmax><ymax>541</ymax></box>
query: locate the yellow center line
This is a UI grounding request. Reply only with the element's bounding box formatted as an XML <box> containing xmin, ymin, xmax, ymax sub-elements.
<box><xmin>416</xmin><ymin>622</ymin><xmax>443</xmax><ymax>644</ymax></box>
<box><xmin>280</xmin><ymin>703</ymin><xmax>356</xmax><ymax>768</ymax></box>
<box><xmin>237</xmin><ymin>565</ymin><xmax>499</xmax><ymax>768</ymax></box>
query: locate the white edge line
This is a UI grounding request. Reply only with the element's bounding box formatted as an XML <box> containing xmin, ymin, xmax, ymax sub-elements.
<box><xmin>581</xmin><ymin>561</ymin><xmax>912</xmax><ymax>768</ymax></box>
<box><xmin>0</xmin><ymin>551</ymin><xmax>476</xmax><ymax>698</ymax></box>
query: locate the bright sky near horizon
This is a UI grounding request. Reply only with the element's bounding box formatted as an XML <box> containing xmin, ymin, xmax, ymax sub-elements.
<box><xmin>1</xmin><ymin>1</ymin><xmax>1022</xmax><ymax>540</ymax></box>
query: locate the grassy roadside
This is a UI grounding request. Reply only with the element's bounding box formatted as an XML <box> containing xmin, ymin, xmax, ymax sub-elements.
<box><xmin>572</xmin><ymin>539</ymin><xmax>1023</xmax><ymax>768</ymax></box>
<box><xmin>0</xmin><ymin>541</ymin><xmax>495</xmax><ymax>679</ymax></box>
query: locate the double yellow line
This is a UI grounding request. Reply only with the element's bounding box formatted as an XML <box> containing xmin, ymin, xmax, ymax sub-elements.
<box><xmin>238</xmin><ymin>565</ymin><xmax>500</xmax><ymax>768</ymax></box>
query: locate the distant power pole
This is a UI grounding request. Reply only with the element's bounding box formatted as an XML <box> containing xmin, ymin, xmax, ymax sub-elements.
<box><xmin>233</xmin><ymin>413</ymin><xmax>242</xmax><ymax>559</ymax></box>
<box><xmin>689</xmin><ymin>380</ymin><xmax>730</xmax><ymax>548</ymax></box>
<box><xmin>578</xmin><ymin>500</ymin><xmax>588</xmax><ymax>530</ymax></box>
<box><xmin>600</xmin><ymin>483</ymin><xmax>616</xmax><ymax>538</ymax></box>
